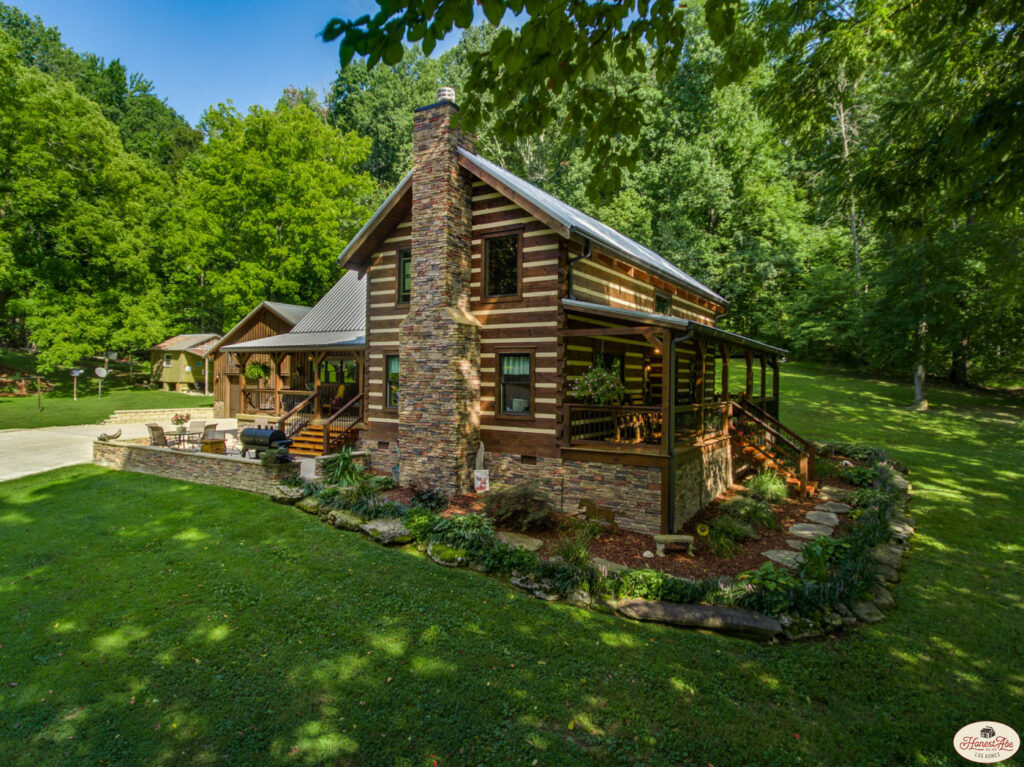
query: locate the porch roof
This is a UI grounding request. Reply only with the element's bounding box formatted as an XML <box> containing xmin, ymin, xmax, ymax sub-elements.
<box><xmin>221</xmin><ymin>331</ymin><xmax>364</xmax><ymax>354</ymax></box>
<box><xmin>562</xmin><ymin>298</ymin><xmax>788</xmax><ymax>356</ymax></box>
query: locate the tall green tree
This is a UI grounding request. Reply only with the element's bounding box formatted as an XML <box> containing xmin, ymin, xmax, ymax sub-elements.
<box><xmin>164</xmin><ymin>98</ymin><xmax>376</xmax><ymax>332</ymax></box>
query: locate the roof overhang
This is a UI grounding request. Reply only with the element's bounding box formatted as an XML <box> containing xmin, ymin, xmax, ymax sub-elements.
<box><xmin>562</xmin><ymin>298</ymin><xmax>787</xmax><ymax>356</ymax></box>
<box><xmin>338</xmin><ymin>171</ymin><xmax>413</xmax><ymax>270</ymax></box>
<box><xmin>207</xmin><ymin>302</ymin><xmax>305</xmax><ymax>356</ymax></box>
<box><xmin>222</xmin><ymin>331</ymin><xmax>365</xmax><ymax>355</ymax></box>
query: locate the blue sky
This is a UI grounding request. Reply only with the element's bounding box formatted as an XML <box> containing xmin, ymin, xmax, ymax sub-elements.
<box><xmin>16</xmin><ymin>0</ymin><xmax>465</xmax><ymax>125</ymax></box>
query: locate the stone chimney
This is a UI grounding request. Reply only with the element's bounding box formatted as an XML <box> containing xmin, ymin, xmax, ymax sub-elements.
<box><xmin>398</xmin><ymin>88</ymin><xmax>481</xmax><ymax>495</ymax></box>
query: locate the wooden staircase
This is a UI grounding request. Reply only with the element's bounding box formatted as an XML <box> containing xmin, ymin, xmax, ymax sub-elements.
<box><xmin>732</xmin><ymin>399</ymin><xmax>818</xmax><ymax>498</ymax></box>
<box><xmin>282</xmin><ymin>393</ymin><xmax>364</xmax><ymax>458</ymax></box>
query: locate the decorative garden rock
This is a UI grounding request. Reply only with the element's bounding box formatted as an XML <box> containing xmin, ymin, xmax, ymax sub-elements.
<box><xmin>814</xmin><ymin>501</ymin><xmax>851</xmax><ymax>515</ymax></box>
<box><xmin>788</xmin><ymin>522</ymin><xmax>833</xmax><ymax>540</ymax></box>
<box><xmin>763</xmin><ymin>549</ymin><xmax>802</xmax><ymax>568</ymax></box>
<box><xmin>889</xmin><ymin>519</ymin><xmax>914</xmax><ymax>544</ymax></box>
<box><xmin>779</xmin><ymin>614</ymin><xmax>824</xmax><ymax>640</ymax></box>
<box><xmin>510</xmin><ymin>575</ymin><xmax>561</xmax><ymax>601</ymax></box>
<box><xmin>567</xmin><ymin>589</ymin><xmax>592</xmax><ymax>608</ymax></box>
<box><xmin>871</xmin><ymin>583</ymin><xmax>895</xmax><ymax>609</ymax></box>
<box><xmin>616</xmin><ymin>599</ymin><xmax>783</xmax><ymax>640</ymax></box>
<box><xmin>871</xmin><ymin>543</ymin><xmax>904</xmax><ymax>570</ymax></box>
<box><xmin>593</xmin><ymin>557</ymin><xmax>629</xmax><ymax>575</ymax></box>
<box><xmin>873</xmin><ymin>563</ymin><xmax>900</xmax><ymax>584</ymax></box>
<box><xmin>497</xmin><ymin>531</ymin><xmax>543</xmax><ymax>552</ymax></box>
<box><xmin>835</xmin><ymin>603</ymin><xmax>858</xmax><ymax>626</ymax></box>
<box><xmin>817</xmin><ymin>485</ymin><xmax>849</xmax><ymax>502</ymax></box>
<box><xmin>786</xmin><ymin>539</ymin><xmax>808</xmax><ymax>550</ymax></box>
<box><xmin>359</xmin><ymin>518</ymin><xmax>413</xmax><ymax>545</ymax></box>
<box><xmin>295</xmin><ymin>496</ymin><xmax>321</xmax><ymax>515</ymax></box>
<box><xmin>805</xmin><ymin>510</ymin><xmax>839</xmax><ymax>527</ymax></box>
<box><xmin>269</xmin><ymin>485</ymin><xmax>304</xmax><ymax>505</ymax></box>
<box><xmin>326</xmin><ymin>509</ymin><xmax>364</xmax><ymax>532</ymax></box>
<box><xmin>850</xmin><ymin>601</ymin><xmax>885</xmax><ymax>623</ymax></box>
<box><xmin>427</xmin><ymin>543</ymin><xmax>468</xmax><ymax>567</ymax></box>
<box><xmin>892</xmin><ymin>475</ymin><xmax>911</xmax><ymax>493</ymax></box>
<box><xmin>642</xmin><ymin>550</ymin><xmax>655</xmax><ymax>558</ymax></box>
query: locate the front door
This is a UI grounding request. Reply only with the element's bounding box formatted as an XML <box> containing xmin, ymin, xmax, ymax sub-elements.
<box><xmin>228</xmin><ymin>374</ymin><xmax>240</xmax><ymax>417</ymax></box>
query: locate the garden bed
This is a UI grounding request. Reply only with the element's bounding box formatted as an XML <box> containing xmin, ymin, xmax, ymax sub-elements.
<box><xmin>288</xmin><ymin>443</ymin><xmax>914</xmax><ymax>641</ymax></box>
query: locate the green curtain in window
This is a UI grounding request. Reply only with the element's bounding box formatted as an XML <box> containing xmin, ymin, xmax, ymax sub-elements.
<box><xmin>501</xmin><ymin>355</ymin><xmax>530</xmax><ymax>376</ymax></box>
<box><xmin>387</xmin><ymin>356</ymin><xmax>400</xmax><ymax>376</ymax></box>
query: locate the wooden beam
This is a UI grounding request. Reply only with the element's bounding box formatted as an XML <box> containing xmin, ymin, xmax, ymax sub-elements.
<box><xmin>695</xmin><ymin>340</ymin><xmax>706</xmax><ymax>439</ymax></box>
<box><xmin>719</xmin><ymin>343</ymin><xmax>730</xmax><ymax>433</ymax></box>
<box><xmin>237</xmin><ymin>353</ymin><xmax>251</xmax><ymax>414</ymax></box>
<box><xmin>660</xmin><ymin>330</ymin><xmax>672</xmax><ymax>455</ymax></box>
<box><xmin>759</xmin><ymin>355</ymin><xmax>767</xmax><ymax>402</ymax></box>
<box><xmin>560</xmin><ymin>325</ymin><xmax>664</xmax><ymax>339</ymax></box>
<box><xmin>271</xmin><ymin>352</ymin><xmax>285</xmax><ymax>417</ymax></box>
<box><xmin>744</xmin><ymin>350</ymin><xmax>753</xmax><ymax>397</ymax></box>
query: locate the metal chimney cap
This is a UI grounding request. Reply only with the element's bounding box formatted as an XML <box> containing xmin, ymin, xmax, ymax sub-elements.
<box><xmin>437</xmin><ymin>86</ymin><xmax>456</xmax><ymax>103</ymax></box>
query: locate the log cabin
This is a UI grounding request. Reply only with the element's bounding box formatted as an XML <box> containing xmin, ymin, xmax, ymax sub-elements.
<box><xmin>223</xmin><ymin>88</ymin><xmax>815</xmax><ymax>534</ymax></box>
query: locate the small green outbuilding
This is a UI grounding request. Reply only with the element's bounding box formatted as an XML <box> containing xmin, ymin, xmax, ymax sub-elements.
<box><xmin>146</xmin><ymin>333</ymin><xmax>220</xmax><ymax>393</ymax></box>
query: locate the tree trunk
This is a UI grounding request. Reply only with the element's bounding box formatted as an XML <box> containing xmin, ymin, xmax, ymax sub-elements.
<box><xmin>837</xmin><ymin>100</ymin><xmax>861</xmax><ymax>284</ymax></box>
<box><xmin>949</xmin><ymin>334</ymin><xmax>969</xmax><ymax>387</ymax></box>
<box><xmin>912</xmin><ymin>319</ymin><xmax>929</xmax><ymax>411</ymax></box>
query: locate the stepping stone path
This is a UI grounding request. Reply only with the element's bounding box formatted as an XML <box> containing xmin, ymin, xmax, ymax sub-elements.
<box><xmin>814</xmin><ymin>501</ymin><xmax>852</xmax><ymax>515</ymax></box>
<box><xmin>498</xmin><ymin>531</ymin><xmax>543</xmax><ymax>552</ymax></box>
<box><xmin>763</xmin><ymin>549</ymin><xmax>802</xmax><ymax>568</ymax></box>
<box><xmin>805</xmin><ymin>510</ymin><xmax>840</xmax><ymax>527</ymax></box>
<box><xmin>786</xmin><ymin>538</ymin><xmax>807</xmax><ymax>550</ymax></box>
<box><xmin>593</xmin><ymin>557</ymin><xmax>629</xmax><ymax>574</ymax></box>
<box><xmin>788</xmin><ymin>522</ymin><xmax>833</xmax><ymax>540</ymax></box>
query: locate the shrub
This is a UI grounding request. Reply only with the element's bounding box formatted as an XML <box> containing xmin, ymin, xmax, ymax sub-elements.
<box><xmin>483</xmin><ymin>481</ymin><xmax>557</xmax><ymax>531</ymax></box>
<box><xmin>411</xmin><ymin>488</ymin><xmax>449</xmax><ymax>512</ymax></box>
<box><xmin>819</xmin><ymin>441</ymin><xmax>888</xmax><ymax>464</ymax></box>
<box><xmin>370</xmin><ymin>474</ymin><xmax>397</xmax><ymax>492</ymax></box>
<box><xmin>839</xmin><ymin>464</ymin><xmax>876</xmax><ymax>487</ymax></box>
<box><xmin>424</xmin><ymin>513</ymin><xmax>495</xmax><ymax>548</ymax></box>
<box><xmin>721</xmin><ymin>497</ymin><xmax>778</xmax><ymax>530</ymax></box>
<box><xmin>553</xmin><ymin>531</ymin><xmax>593</xmax><ymax>569</ymax></box>
<box><xmin>706</xmin><ymin>528</ymin><xmax>741</xmax><ymax>558</ymax></box>
<box><xmin>340</xmin><ymin>474</ymin><xmax>399</xmax><ymax>519</ymax></box>
<box><xmin>847</xmin><ymin>488</ymin><xmax>894</xmax><ymax>512</ymax></box>
<box><xmin>711</xmin><ymin>514</ymin><xmax>758</xmax><ymax>542</ymax></box>
<box><xmin>320</xmin><ymin>448</ymin><xmax>362</xmax><ymax>486</ymax></box>
<box><xmin>797</xmin><ymin>536</ymin><xmax>850</xmax><ymax>582</ymax></box>
<box><xmin>745</xmin><ymin>471</ymin><xmax>788</xmax><ymax>503</ymax></box>
<box><xmin>259</xmin><ymin>447</ymin><xmax>292</xmax><ymax>466</ymax></box>
<box><xmin>814</xmin><ymin>457</ymin><xmax>842</xmax><ymax>480</ymax></box>
<box><xmin>738</xmin><ymin>563</ymin><xmax>799</xmax><ymax>615</ymax></box>
<box><xmin>404</xmin><ymin>506</ymin><xmax>442</xmax><ymax>539</ymax></box>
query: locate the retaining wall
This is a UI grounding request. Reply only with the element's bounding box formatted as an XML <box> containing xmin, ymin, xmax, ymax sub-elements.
<box><xmin>101</xmin><ymin>407</ymin><xmax>215</xmax><ymax>425</ymax></box>
<box><xmin>93</xmin><ymin>439</ymin><xmax>298</xmax><ymax>494</ymax></box>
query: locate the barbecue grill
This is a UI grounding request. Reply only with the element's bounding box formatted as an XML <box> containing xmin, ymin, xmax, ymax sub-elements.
<box><xmin>239</xmin><ymin>427</ymin><xmax>293</xmax><ymax>458</ymax></box>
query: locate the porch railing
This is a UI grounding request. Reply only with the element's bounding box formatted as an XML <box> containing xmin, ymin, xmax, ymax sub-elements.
<box><xmin>277</xmin><ymin>391</ymin><xmax>318</xmax><ymax>438</ymax></box>
<box><xmin>731</xmin><ymin>397</ymin><xmax>815</xmax><ymax>495</ymax></box>
<box><xmin>564</xmin><ymin>404</ymin><xmax>663</xmax><ymax>449</ymax></box>
<box><xmin>322</xmin><ymin>393</ymin><xmax>364</xmax><ymax>455</ymax></box>
<box><xmin>673</xmin><ymin>402</ymin><xmax>730</xmax><ymax>442</ymax></box>
<box><xmin>242</xmin><ymin>388</ymin><xmax>315</xmax><ymax>416</ymax></box>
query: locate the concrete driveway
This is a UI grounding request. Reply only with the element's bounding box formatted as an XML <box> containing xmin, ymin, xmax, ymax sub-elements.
<box><xmin>0</xmin><ymin>420</ymin><xmax>237</xmax><ymax>483</ymax></box>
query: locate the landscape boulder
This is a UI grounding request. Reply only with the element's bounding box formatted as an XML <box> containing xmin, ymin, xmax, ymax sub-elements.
<box><xmin>359</xmin><ymin>518</ymin><xmax>413</xmax><ymax>545</ymax></box>
<box><xmin>269</xmin><ymin>485</ymin><xmax>304</xmax><ymax>505</ymax></box>
<box><xmin>616</xmin><ymin>599</ymin><xmax>782</xmax><ymax>640</ymax></box>
<box><xmin>326</xmin><ymin>509</ymin><xmax>363</xmax><ymax>531</ymax></box>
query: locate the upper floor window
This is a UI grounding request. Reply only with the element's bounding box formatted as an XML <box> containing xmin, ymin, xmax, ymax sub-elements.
<box><xmin>163</xmin><ymin>354</ymin><xmax>172</xmax><ymax>367</ymax></box>
<box><xmin>397</xmin><ymin>249</ymin><xmax>412</xmax><ymax>304</ymax></box>
<box><xmin>654</xmin><ymin>292</ymin><xmax>672</xmax><ymax>315</ymax></box>
<box><xmin>484</xmin><ymin>232</ymin><xmax>521</xmax><ymax>298</ymax></box>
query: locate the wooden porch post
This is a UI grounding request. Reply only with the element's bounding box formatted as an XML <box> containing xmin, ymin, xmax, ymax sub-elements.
<box><xmin>660</xmin><ymin>331</ymin><xmax>672</xmax><ymax>454</ymax></box>
<box><xmin>772</xmin><ymin>355</ymin><xmax>780</xmax><ymax>400</ymax></box>
<box><xmin>744</xmin><ymin>351</ymin><xmax>753</xmax><ymax>398</ymax></box>
<box><xmin>759</xmin><ymin>355</ymin><xmax>767</xmax><ymax>406</ymax></box>
<box><xmin>237</xmin><ymin>353</ymin><xmax>251</xmax><ymax>414</ymax></box>
<box><xmin>271</xmin><ymin>352</ymin><xmax>285</xmax><ymax>417</ymax></box>
<box><xmin>312</xmin><ymin>351</ymin><xmax>326</xmax><ymax>413</ymax></box>
<box><xmin>720</xmin><ymin>343</ymin><xmax>730</xmax><ymax>433</ymax></box>
<box><xmin>695</xmin><ymin>339</ymin><xmax>706</xmax><ymax>440</ymax></box>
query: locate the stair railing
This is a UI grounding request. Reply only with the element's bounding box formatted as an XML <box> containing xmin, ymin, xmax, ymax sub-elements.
<box><xmin>321</xmin><ymin>393</ymin><xmax>364</xmax><ymax>455</ymax></box>
<box><xmin>732</xmin><ymin>398</ymin><xmax>816</xmax><ymax>496</ymax></box>
<box><xmin>277</xmin><ymin>391</ymin><xmax>318</xmax><ymax>438</ymax></box>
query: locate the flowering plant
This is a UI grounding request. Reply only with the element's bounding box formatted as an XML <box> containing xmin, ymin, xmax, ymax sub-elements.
<box><xmin>171</xmin><ymin>413</ymin><xmax>190</xmax><ymax>427</ymax></box>
<box><xmin>569</xmin><ymin>365</ymin><xmax>628</xmax><ymax>405</ymax></box>
<box><xmin>696</xmin><ymin>523</ymin><xmax>710</xmax><ymax>537</ymax></box>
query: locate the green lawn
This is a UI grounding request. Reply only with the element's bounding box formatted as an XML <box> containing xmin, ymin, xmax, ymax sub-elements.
<box><xmin>0</xmin><ymin>348</ymin><xmax>212</xmax><ymax>429</ymax></box>
<box><xmin>0</xmin><ymin>363</ymin><xmax>1021</xmax><ymax>765</ymax></box>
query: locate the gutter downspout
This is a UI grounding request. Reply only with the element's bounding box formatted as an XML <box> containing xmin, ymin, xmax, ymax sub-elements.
<box><xmin>666</xmin><ymin>325</ymin><xmax>694</xmax><ymax>534</ymax></box>
<box><xmin>566</xmin><ymin>239</ymin><xmax>593</xmax><ymax>300</ymax></box>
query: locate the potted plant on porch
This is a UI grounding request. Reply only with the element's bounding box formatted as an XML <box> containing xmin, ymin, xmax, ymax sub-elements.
<box><xmin>244</xmin><ymin>361</ymin><xmax>270</xmax><ymax>383</ymax></box>
<box><xmin>569</xmin><ymin>365</ymin><xmax>628</xmax><ymax>406</ymax></box>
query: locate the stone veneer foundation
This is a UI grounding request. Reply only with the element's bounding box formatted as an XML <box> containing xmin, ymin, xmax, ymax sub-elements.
<box><xmin>93</xmin><ymin>440</ymin><xmax>298</xmax><ymax>494</ymax></box>
<box><xmin>672</xmin><ymin>435</ymin><xmax>732</xmax><ymax>529</ymax></box>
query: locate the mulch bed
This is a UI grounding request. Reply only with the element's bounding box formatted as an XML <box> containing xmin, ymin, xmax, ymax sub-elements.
<box><xmin>377</xmin><ymin>473</ymin><xmax>859</xmax><ymax>580</ymax></box>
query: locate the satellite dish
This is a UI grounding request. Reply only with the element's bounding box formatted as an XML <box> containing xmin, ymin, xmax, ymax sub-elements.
<box><xmin>94</xmin><ymin>367</ymin><xmax>108</xmax><ymax>378</ymax></box>
<box><xmin>70</xmin><ymin>368</ymin><xmax>84</xmax><ymax>377</ymax></box>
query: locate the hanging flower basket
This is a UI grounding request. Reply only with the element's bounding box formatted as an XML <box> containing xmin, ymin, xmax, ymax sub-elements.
<box><xmin>244</xmin><ymin>361</ymin><xmax>270</xmax><ymax>381</ymax></box>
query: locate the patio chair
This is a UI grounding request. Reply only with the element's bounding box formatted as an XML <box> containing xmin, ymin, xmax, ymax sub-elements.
<box><xmin>186</xmin><ymin>420</ymin><xmax>205</xmax><ymax>437</ymax></box>
<box><xmin>146</xmin><ymin>423</ymin><xmax>168</xmax><ymax>447</ymax></box>
<box><xmin>201</xmin><ymin>423</ymin><xmax>219</xmax><ymax>440</ymax></box>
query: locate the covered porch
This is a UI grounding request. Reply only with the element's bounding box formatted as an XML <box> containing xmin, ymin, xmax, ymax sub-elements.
<box><xmin>560</xmin><ymin>300</ymin><xmax>814</xmax><ymax>522</ymax></box>
<box><xmin>221</xmin><ymin>335</ymin><xmax>366</xmax><ymax>457</ymax></box>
